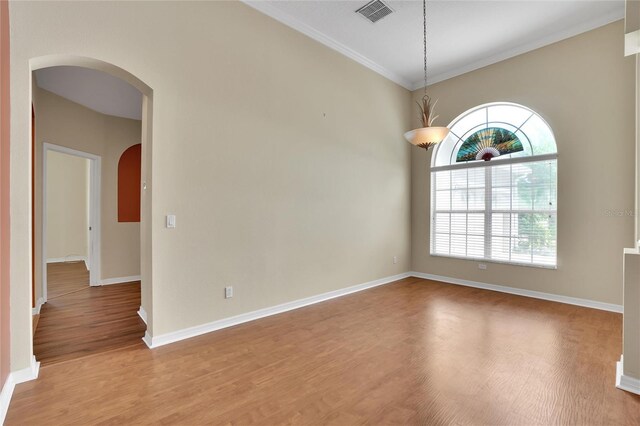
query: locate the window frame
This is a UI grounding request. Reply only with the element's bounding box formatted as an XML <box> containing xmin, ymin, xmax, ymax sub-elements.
<box><xmin>429</xmin><ymin>103</ymin><xmax>558</xmax><ymax>269</ymax></box>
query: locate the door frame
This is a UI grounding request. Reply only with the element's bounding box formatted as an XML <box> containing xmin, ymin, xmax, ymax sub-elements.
<box><xmin>42</xmin><ymin>142</ymin><xmax>101</xmax><ymax>301</ymax></box>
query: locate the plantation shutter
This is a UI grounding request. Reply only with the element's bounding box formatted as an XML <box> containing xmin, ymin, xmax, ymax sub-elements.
<box><xmin>431</xmin><ymin>158</ymin><xmax>557</xmax><ymax>267</ymax></box>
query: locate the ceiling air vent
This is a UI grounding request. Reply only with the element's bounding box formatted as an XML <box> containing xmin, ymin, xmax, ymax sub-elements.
<box><xmin>355</xmin><ymin>0</ymin><xmax>394</xmax><ymax>24</ymax></box>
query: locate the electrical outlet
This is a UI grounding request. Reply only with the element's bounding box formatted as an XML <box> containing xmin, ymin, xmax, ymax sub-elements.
<box><xmin>224</xmin><ymin>286</ymin><xmax>233</xmax><ymax>299</ymax></box>
<box><xmin>393</xmin><ymin>256</ymin><xmax>397</xmax><ymax>264</ymax></box>
<box><xmin>478</xmin><ymin>263</ymin><xmax>487</xmax><ymax>270</ymax></box>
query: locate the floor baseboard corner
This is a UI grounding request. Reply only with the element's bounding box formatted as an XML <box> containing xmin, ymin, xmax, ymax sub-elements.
<box><xmin>137</xmin><ymin>306</ymin><xmax>148</xmax><ymax>325</ymax></box>
<box><xmin>12</xmin><ymin>356</ymin><xmax>40</xmax><ymax>385</ymax></box>
<box><xmin>100</xmin><ymin>275</ymin><xmax>141</xmax><ymax>286</ymax></box>
<box><xmin>1</xmin><ymin>355</ymin><xmax>40</xmax><ymax>422</ymax></box>
<box><xmin>142</xmin><ymin>331</ymin><xmax>154</xmax><ymax>349</ymax></box>
<box><xmin>616</xmin><ymin>355</ymin><xmax>640</xmax><ymax>395</ymax></box>
<box><xmin>410</xmin><ymin>271</ymin><xmax>623</xmax><ymax>313</ymax></box>
<box><xmin>0</xmin><ymin>375</ymin><xmax>15</xmax><ymax>425</ymax></box>
<box><xmin>32</xmin><ymin>297</ymin><xmax>45</xmax><ymax>316</ymax></box>
<box><xmin>146</xmin><ymin>271</ymin><xmax>411</xmax><ymax>349</ymax></box>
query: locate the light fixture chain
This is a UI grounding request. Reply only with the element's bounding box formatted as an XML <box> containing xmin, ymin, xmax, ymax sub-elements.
<box><xmin>423</xmin><ymin>0</ymin><xmax>427</xmax><ymax>95</ymax></box>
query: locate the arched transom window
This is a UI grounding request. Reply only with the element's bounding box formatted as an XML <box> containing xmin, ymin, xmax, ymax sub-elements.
<box><xmin>430</xmin><ymin>103</ymin><xmax>557</xmax><ymax>267</ymax></box>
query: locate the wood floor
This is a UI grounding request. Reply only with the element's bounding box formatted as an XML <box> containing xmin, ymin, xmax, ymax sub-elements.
<box><xmin>46</xmin><ymin>261</ymin><xmax>90</xmax><ymax>300</ymax></box>
<box><xmin>10</xmin><ymin>277</ymin><xmax>639</xmax><ymax>425</ymax></box>
<box><xmin>33</xmin><ymin>262</ymin><xmax>146</xmax><ymax>365</ymax></box>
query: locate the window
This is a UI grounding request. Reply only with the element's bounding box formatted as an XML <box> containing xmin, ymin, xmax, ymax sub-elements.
<box><xmin>430</xmin><ymin>103</ymin><xmax>557</xmax><ymax>268</ymax></box>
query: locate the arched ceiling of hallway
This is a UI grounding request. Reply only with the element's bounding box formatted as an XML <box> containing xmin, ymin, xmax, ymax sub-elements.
<box><xmin>34</xmin><ymin>66</ymin><xmax>143</xmax><ymax>120</ymax></box>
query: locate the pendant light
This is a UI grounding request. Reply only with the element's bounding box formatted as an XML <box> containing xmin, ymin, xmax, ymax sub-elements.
<box><xmin>404</xmin><ymin>0</ymin><xmax>449</xmax><ymax>150</ymax></box>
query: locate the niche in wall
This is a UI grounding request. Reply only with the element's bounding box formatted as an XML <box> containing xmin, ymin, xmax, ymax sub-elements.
<box><xmin>118</xmin><ymin>143</ymin><xmax>141</xmax><ymax>222</ymax></box>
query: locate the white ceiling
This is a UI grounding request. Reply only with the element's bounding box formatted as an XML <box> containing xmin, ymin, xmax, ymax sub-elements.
<box><xmin>35</xmin><ymin>66</ymin><xmax>143</xmax><ymax>120</ymax></box>
<box><xmin>33</xmin><ymin>1</ymin><xmax>624</xmax><ymax>117</ymax></box>
<box><xmin>244</xmin><ymin>0</ymin><xmax>625</xmax><ymax>90</ymax></box>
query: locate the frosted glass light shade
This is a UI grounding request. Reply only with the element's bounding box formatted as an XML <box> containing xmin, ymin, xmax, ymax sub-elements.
<box><xmin>404</xmin><ymin>126</ymin><xmax>450</xmax><ymax>147</ymax></box>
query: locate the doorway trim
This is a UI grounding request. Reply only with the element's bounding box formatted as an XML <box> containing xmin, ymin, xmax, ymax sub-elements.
<box><xmin>41</xmin><ymin>143</ymin><xmax>101</xmax><ymax>302</ymax></box>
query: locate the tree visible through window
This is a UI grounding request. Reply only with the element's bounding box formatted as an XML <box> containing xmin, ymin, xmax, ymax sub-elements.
<box><xmin>430</xmin><ymin>103</ymin><xmax>557</xmax><ymax>267</ymax></box>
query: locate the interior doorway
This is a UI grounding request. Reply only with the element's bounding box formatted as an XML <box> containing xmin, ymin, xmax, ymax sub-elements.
<box><xmin>42</xmin><ymin>143</ymin><xmax>101</xmax><ymax>301</ymax></box>
<box><xmin>30</xmin><ymin>61</ymin><xmax>150</xmax><ymax>365</ymax></box>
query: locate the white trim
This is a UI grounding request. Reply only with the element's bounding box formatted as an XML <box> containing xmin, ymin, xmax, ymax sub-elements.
<box><xmin>142</xmin><ymin>331</ymin><xmax>153</xmax><ymax>348</ymax></box>
<box><xmin>428</xmin><ymin>253</ymin><xmax>557</xmax><ymax>271</ymax></box>
<box><xmin>11</xmin><ymin>356</ymin><xmax>40</xmax><ymax>385</ymax></box>
<box><xmin>0</xmin><ymin>356</ymin><xmax>44</xmax><ymax>424</ymax></box>
<box><xmin>143</xmin><ymin>272</ymin><xmax>412</xmax><ymax>348</ymax></box>
<box><xmin>42</xmin><ymin>143</ymin><xmax>102</xmax><ymax>297</ymax></box>
<box><xmin>0</xmin><ymin>376</ymin><xmax>15</xmax><ymax>425</ymax></box>
<box><xmin>100</xmin><ymin>275</ymin><xmax>141</xmax><ymax>286</ymax></box>
<box><xmin>142</xmin><ymin>269</ymin><xmax>624</xmax><ymax>349</ymax></box>
<box><xmin>415</xmin><ymin>9</ymin><xmax>625</xmax><ymax>88</ymax></box>
<box><xmin>0</xmin><ymin>355</ymin><xmax>41</xmax><ymax>423</ymax></box>
<box><xmin>430</xmin><ymin>153</ymin><xmax>559</xmax><ymax>173</ymax></box>
<box><xmin>616</xmin><ymin>356</ymin><xmax>640</xmax><ymax>395</ymax></box>
<box><xmin>240</xmin><ymin>0</ymin><xmax>413</xmax><ymax>89</ymax></box>
<box><xmin>410</xmin><ymin>272</ymin><xmax>623</xmax><ymax>313</ymax></box>
<box><xmin>46</xmin><ymin>255</ymin><xmax>86</xmax><ymax>264</ymax></box>
<box><xmin>241</xmin><ymin>0</ymin><xmax>622</xmax><ymax>90</ymax></box>
<box><xmin>46</xmin><ymin>255</ymin><xmax>88</xmax><ymax>271</ymax></box>
<box><xmin>32</xmin><ymin>297</ymin><xmax>44</xmax><ymax>316</ymax></box>
<box><xmin>625</xmin><ymin>29</ymin><xmax>640</xmax><ymax>56</ymax></box>
<box><xmin>137</xmin><ymin>306</ymin><xmax>148</xmax><ymax>324</ymax></box>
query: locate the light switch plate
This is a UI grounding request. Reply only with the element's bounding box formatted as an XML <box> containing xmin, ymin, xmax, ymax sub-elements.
<box><xmin>166</xmin><ymin>214</ymin><xmax>176</xmax><ymax>228</ymax></box>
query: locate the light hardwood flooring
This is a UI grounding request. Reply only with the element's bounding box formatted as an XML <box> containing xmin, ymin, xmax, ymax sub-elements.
<box><xmin>33</xmin><ymin>262</ymin><xmax>146</xmax><ymax>365</ymax></box>
<box><xmin>10</xmin><ymin>276</ymin><xmax>639</xmax><ymax>424</ymax></box>
<box><xmin>46</xmin><ymin>261</ymin><xmax>89</xmax><ymax>299</ymax></box>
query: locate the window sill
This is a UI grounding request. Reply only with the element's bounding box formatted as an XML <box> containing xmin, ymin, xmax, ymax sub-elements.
<box><xmin>429</xmin><ymin>253</ymin><xmax>558</xmax><ymax>270</ymax></box>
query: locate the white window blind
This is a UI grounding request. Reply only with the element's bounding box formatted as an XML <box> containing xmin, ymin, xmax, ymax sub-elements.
<box><xmin>431</xmin><ymin>158</ymin><xmax>557</xmax><ymax>268</ymax></box>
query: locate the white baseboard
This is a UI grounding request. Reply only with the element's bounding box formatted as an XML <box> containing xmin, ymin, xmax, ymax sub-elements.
<box><xmin>46</xmin><ymin>255</ymin><xmax>88</xmax><ymax>270</ymax></box>
<box><xmin>0</xmin><ymin>375</ymin><xmax>15</xmax><ymax>425</ymax></box>
<box><xmin>100</xmin><ymin>275</ymin><xmax>141</xmax><ymax>286</ymax></box>
<box><xmin>616</xmin><ymin>355</ymin><xmax>640</xmax><ymax>395</ymax></box>
<box><xmin>142</xmin><ymin>331</ymin><xmax>153</xmax><ymax>348</ymax></box>
<box><xmin>0</xmin><ymin>356</ymin><xmax>40</xmax><ymax>423</ymax></box>
<box><xmin>12</xmin><ymin>356</ymin><xmax>40</xmax><ymax>385</ymax></box>
<box><xmin>143</xmin><ymin>272</ymin><xmax>412</xmax><ymax>348</ymax></box>
<box><xmin>141</xmin><ymin>269</ymin><xmax>623</xmax><ymax>349</ymax></box>
<box><xmin>410</xmin><ymin>272</ymin><xmax>623</xmax><ymax>313</ymax></box>
<box><xmin>46</xmin><ymin>255</ymin><xmax>86</xmax><ymax>263</ymax></box>
<box><xmin>31</xmin><ymin>297</ymin><xmax>44</xmax><ymax>316</ymax></box>
<box><xmin>137</xmin><ymin>306</ymin><xmax>148</xmax><ymax>324</ymax></box>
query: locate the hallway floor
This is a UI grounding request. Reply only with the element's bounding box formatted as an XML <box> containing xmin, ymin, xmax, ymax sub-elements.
<box><xmin>33</xmin><ymin>262</ymin><xmax>146</xmax><ymax>365</ymax></box>
<box><xmin>11</xmin><ymin>277</ymin><xmax>640</xmax><ymax>424</ymax></box>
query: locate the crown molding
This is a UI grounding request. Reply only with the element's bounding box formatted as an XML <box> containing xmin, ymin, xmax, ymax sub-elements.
<box><xmin>240</xmin><ymin>0</ymin><xmax>414</xmax><ymax>90</ymax></box>
<box><xmin>246</xmin><ymin>1</ymin><xmax>622</xmax><ymax>92</ymax></box>
<box><xmin>412</xmin><ymin>8</ymin><xmax>625</xmax><ymax>90</ymax></box>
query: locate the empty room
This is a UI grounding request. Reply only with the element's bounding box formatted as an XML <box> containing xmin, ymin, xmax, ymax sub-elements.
<box><xmin>0</xmin><ymin>0</ymin><xmax>639</xmax><ymax>425</ymax></box>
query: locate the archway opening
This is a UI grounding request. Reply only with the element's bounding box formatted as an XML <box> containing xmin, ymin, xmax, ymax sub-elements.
<box><xmin>29</xmin><ymin>56</ymin><xmax>154</xmax><ymax>364</ymax></box>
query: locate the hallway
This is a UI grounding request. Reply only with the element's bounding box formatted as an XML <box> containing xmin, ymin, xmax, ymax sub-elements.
<box><xmin>34</xmin><ymin>262</ymin><xmax>146</xmax><ymax>365</ymax></box>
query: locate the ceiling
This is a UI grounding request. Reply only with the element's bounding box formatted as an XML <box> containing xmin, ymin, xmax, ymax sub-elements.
<box><xmin>244</xmin><ymin>0</ymin><xmax>625</xmax><ymax>89</ymax></box>
<box><xmin>33</xmin><ymin>1</ymin><xmax>624</xmax><ymax>117</ymax></box>
<box><xmin>35</xmin><ymin>66</ymin><xmax>143</xmax><ymax>120</ymax></box>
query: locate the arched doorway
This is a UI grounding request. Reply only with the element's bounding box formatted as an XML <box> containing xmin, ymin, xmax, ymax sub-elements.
<box><xmin>29</xmin><ymin>56</ymin><xmax>154</xmax><ymax>364</ymax></box>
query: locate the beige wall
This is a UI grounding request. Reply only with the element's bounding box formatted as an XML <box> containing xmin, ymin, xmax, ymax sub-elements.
<box><xmin>45</xmin><ymin>150</ymin><xmax>89</xmax><ymax>262</ymax></box>
<box><xmin>412</xmin><ymin>21</ymin><xmax>635</xmax><ymax>305</ymax></box>
<box><xmin>0</xmin><ymin>0</ymin><xmax>10</xmax><ymax>388</ymax></box>
<box><xmin>622</xmin><ymin>0</ymin><xmax>640</xmax><ymax>386</ymax></box>
<box><xmin>33</xmin><ymin>87</ymin><xmax>142</xmax><ymax>300</ymax></box>
<box><xmin>623</xmin><ymin>250</ymin><xmax>640</xmax><ymax>379</ymax></box>
<box><xmin>10</xmin><ymin>1</ymin><xmax>412</xmax><ymax>368</ymax></box>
